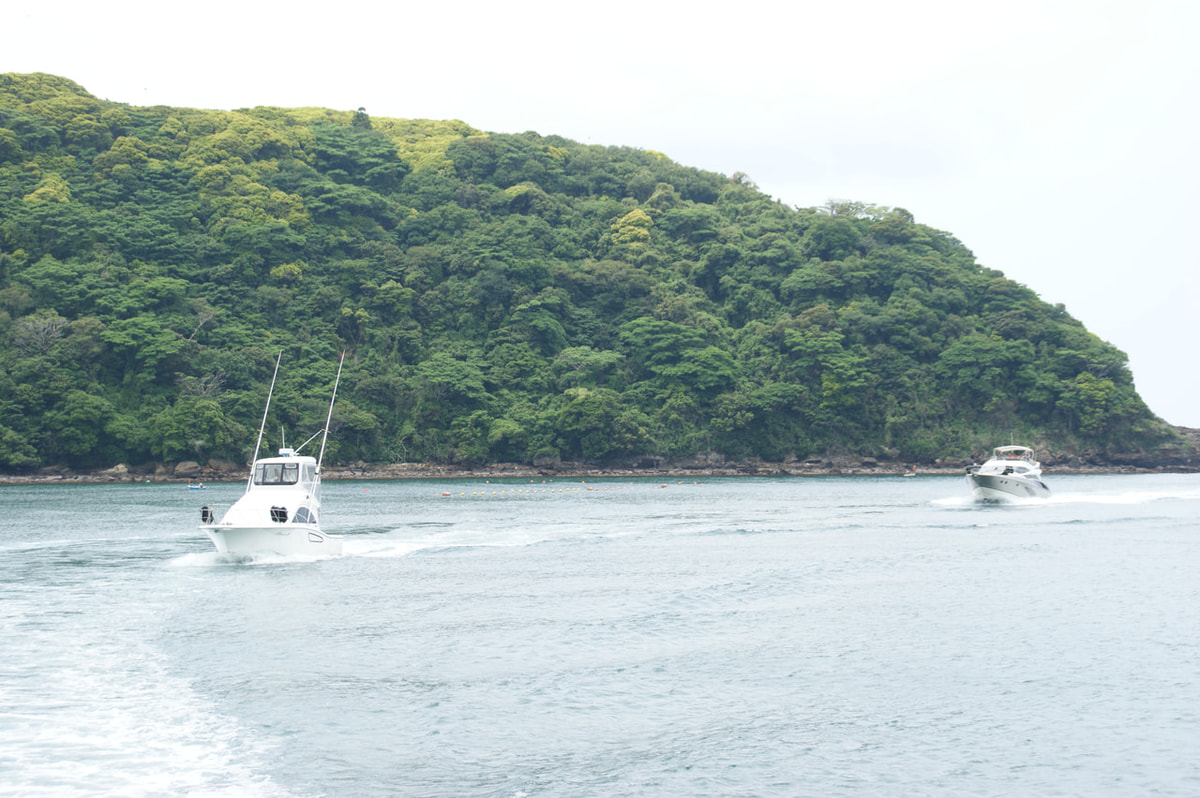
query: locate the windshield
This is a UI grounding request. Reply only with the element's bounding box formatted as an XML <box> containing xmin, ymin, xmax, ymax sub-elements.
<box><xmin>254</xmin><ymin>462</ymin><xmax>299</xmax><ymax>486</ymax></box>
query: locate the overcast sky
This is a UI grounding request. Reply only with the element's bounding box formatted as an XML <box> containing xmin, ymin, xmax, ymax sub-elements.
<box><xmin>9</xmin><ymin>0</ymin><xmax>1199</xmax><ymax>426</ymax></box>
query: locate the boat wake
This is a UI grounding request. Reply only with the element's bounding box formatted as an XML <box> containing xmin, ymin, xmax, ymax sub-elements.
<box><xmin>168</xmin><ymin>549</ymin><xmax>340</xmax><ymax>567</ymax></box>
<box><xmin>168</xmin><ymin>532</ymin><xmax>547</xmax><ymax>566</ymax></box>
<box><xmin>931</xmin><ymin>495</ymin><xmax>980</xmax><ymax>508</ymax></box>
<box><xmin>342</xmin><ymin>537</ymin><xmax>432</xmax><ymax>559</ymax></box>
<box><xmin>0</xmin><ymin>609</ymin><xmax>286</xmax><ymax>796</ymax></box>
<box><xmin>933</xmin><ymin>485</ymin><xmax>1200</xmax><ymax>509</ymax></box>
<box><xmin>930</xmin><ymin>494</ymin><xmax>1057</xmax><ymax>509</ymax></box>
<box><xmin>1042</xmin><ymin>487</ymin><xmax>1200</xmax><ymax>505</ymax></box>
<box><xmin>339</xmin><ymin>530</ymin><xmax>573</xmax><ymax>558</ymax></box>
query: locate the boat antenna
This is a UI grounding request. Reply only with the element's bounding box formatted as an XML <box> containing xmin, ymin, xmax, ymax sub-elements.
<box><xmin>248</xmin><ymin>351</ymin><xmax>282</xmax><ymax>490</ymax></box>
<box><xmin>294</xmin><ymin>430</ymin><xmax>323</xmax><ymax>454</ymax></box>
<box><xmin>317</xmin><ymin>351</ymin><xmax>346</xmax><ymax>474</ymax></box>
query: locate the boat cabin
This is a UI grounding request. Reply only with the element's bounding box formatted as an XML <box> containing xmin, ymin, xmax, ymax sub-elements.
<box><xmin>978</xmin><ymin>445</ymin><xmax>1041</xmax><ymax>476</ymax></box>
<box><xmin>251</xmin><ymin>448</ymin><xmax>318</xmax><ymax>490</ymax></box>
<box><xmin>992</xmin><ymin>445</ymin><xmax>1036</xmax><ymax>461</ymax></box>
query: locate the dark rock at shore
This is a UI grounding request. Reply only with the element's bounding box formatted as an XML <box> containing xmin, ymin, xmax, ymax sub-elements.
<box><xmin>4</xmin><ymin>459</ymin><xmax>1193</xmax><ymax>485</ymax></box>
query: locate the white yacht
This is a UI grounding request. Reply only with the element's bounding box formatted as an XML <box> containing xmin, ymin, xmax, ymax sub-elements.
<box><xmin>199</xmin><ymin>353</ymin><xmax>345</xmax><ymax>557</ymax></box>
<box><xmin>965</xmin><ymin>445</ymin><xmax>1051</xmax><ymax>501</ymax></box>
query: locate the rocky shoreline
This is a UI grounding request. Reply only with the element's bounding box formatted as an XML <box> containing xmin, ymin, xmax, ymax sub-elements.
<box><xmin>3</xmin><ymin>428</ymin><xmax>1197</xmax><ymax>485</ymax></box>
<box><xmin>2</xmin><ymin>452</ymin><xmax>1197</xmax><ymax>485</ymax></box>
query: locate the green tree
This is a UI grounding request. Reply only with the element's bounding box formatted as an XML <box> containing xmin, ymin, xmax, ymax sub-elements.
<box><xmin>555</xmin><ymin>387</ymin><xmax>648</xmax><ymax>460</ymax></box>
<box><xmin>0</xmin><ymin>424</ymin><xmax>39</xmax><ymax>468</ymax></box>
<box><xmin>46</xmin><ymin>389</ymin><xmax>113</xmax><ymax>465</ymax></box>
<box><xmin>150</xmin><ymin>397</ymin><xmax>243</xmax><ymax>462</ymax></box>
<box><xmin>1058</xmin><ymin>372</ymin><xmax>1117</xmax><ymax>434</ymax></box>
<box><xmin>0</xmin><ymin>72</ymin><xmax>1174</xmax><ymax>471</ymax></box>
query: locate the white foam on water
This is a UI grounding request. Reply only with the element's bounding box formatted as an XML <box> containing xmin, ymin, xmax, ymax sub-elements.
<box><xmin>0</xmin><ymin>631</ymin><xmax>287</xmax><ymax>796</ymax></box>
<box><xmin>930</xmin><ymin>495</ymin><xmax>976</xmax><ymax>508</ymax></box>
<box><xmin>341</xmin><ymin>533</ymin><xmax>562</xmax><ymax>560</ymax></box>
<box><xmin>341</xmin><ymin>537</ymin><xmax>431</xmax><ymax>558</ymax></box>
<box><xmin>170</xmin><ymin>538</ymin><xmax>491</xmax><ymax>563</ymax></box>
<box><xmin>932</xmin><ymin>483</ymin><xmax>1200</xmax><ymax>509</ymax></box>
<box><xmin>169</xmin><ymin>550</ymin><xmax>234</xmax><ymax>568</ymax></box>
<box><xmin>1043</xmin><ymin>488</ymin><xmax>1200</xmax><ymax>505</ymax></box>
<box><xmin>168</xmin><ymin>549</ymin><xmax>337</xmax><ymax>567</ymax></box>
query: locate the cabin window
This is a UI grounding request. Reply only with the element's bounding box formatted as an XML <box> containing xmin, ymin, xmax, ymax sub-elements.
<box><xmin>254</xmin><ymin>462</ymin><xmax>300</xmax><ymax>485</ymax></box>
<box><xmin>293</xmin><ymin>507</ymin><xmax>315</xmax><ymax>524</ymax></box>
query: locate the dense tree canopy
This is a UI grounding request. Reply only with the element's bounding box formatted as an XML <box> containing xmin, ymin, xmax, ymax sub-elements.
<box><xmin>0</xmin><ymin>72</ymin><xmax>1179</xmax><ymax>471</ymax></box>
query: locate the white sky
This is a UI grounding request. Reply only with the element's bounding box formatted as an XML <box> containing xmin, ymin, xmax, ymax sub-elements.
<box><xmin>8</xmin><ymin>0</ymin><xmax>1199</xmax><ymax>426</ymax></box>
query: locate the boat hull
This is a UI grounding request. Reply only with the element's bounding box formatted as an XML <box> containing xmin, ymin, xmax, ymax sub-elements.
<box><xmin>202</xmin><ymin>524</ymin><xmax>343</xmax><ymax>557</ymax></box>
<box><xmin>966</xmin><ymin>472</ymin><xmax>1050</xmax><ymax>502</ymax></box>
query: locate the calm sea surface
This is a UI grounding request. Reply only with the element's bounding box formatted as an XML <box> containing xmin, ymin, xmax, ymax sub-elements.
<box><xmin>1</xmin><ymin>474</ymin><xmax>1198</xmax><ymax>797</ymax></box>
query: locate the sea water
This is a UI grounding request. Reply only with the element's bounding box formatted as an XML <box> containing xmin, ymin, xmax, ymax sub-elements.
<box><xmin>1</xmin><ymin>474</ymin><xmax>1198</xmax><ymax>796</ymax></box>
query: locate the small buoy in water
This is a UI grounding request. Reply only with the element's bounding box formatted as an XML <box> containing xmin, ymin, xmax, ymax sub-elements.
<box><xmin>441</xmin><ymin>491</ymin><xmax>451</xmax><ymax>496</ymax></box>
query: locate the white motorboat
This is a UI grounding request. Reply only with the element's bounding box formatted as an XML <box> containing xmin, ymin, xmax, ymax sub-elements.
<box><xmin>965</xmin><ymin>445</ymin><xmax>1050</xmax><ymax>501</ymax></box>
<box><xmin>199</xmin><ymin>353</ymin><xmax>345</xmax><ymax>557</ymax></box>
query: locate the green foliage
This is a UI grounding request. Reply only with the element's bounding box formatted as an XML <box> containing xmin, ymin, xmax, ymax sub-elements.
<box><xmin>150</xmin><ymin>397</ymin><xmax>244</xmax><ymax>461</ymax></box>
<box><xmin>0</xmin><ymin>71</ymin><xmax>1177</xmax><ymax>471</ymax></box>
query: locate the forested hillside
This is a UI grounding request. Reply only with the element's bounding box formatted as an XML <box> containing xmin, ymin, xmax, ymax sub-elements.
<box><xmin>0</xmin><ymin>73</ymin><xmax>1180</xmax><ymax>471</ymax></box>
